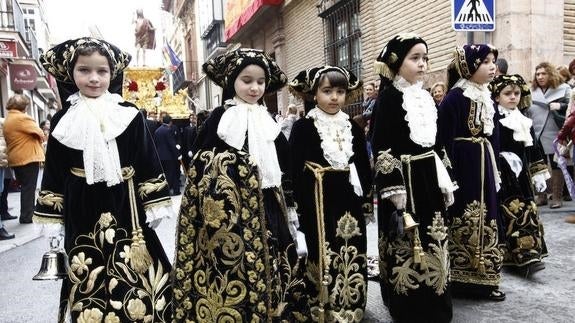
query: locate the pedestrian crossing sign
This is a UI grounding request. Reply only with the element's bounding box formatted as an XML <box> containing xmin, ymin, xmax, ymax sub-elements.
<box><xmin>452</xmin><ymin>0</ymin><xmax>495</xmax><ymax>31</ymax></box>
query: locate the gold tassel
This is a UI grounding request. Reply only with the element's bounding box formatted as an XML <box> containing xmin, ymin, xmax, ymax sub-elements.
<box><xmin>130</xmin><ymin>229</ymin><xmax>152</xmax><ymax>273</ymax></box>
<box><xmin>412</xmin><ymin>228</ymin><xmax>424</xmax><ymax>264</ymax></box>
<box><xmin>374</xmin><ymin>60</ymin><xmax>394</xmax><ymax>79</ymax></box>
<box><xmin>478</xmin><ymin>257</ymin><xmax>486</xmax><ymax>275</ymax></box>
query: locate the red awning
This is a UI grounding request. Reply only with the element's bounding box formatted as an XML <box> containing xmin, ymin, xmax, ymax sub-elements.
<box><xmin>224</xmin><ymin>0</ymin><xmax>283</xmax><ymax>41</ymax></box>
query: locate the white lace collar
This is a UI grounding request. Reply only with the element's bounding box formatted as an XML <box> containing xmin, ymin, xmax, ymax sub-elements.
<box><xmin>393</xmin><ymin>76</ymin><xmax>437</xmax><ymax>147</ymax></box>
<box><xmin>307</xmin><ymin>107</ymin><xmax>353</xmax><ymax>169</ymax></box>
<box><xmin>455</xmin><ymin>78</ymin><xmax>495</xmax><ymax>135</ymax></box>
<box><xmin>498</xmin><ymin>105</ymin><xmax>533</xmax><ymax>147</ymax></box>
<box><xmin>217</xmin><ymin>97</ymin><xmax>282</xmax><ymax>188</ymax></box>
<box><xmin>51</xmin><ymin>92</ymin><xmax>138</xmax><ymax>186</ymax></box>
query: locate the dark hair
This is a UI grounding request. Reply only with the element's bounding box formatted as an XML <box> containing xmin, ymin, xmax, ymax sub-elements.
<box><xmin>222</xmin><ymin>62</ymin><xmax>269</xmax><ymax>105</ymax></box>
<box><xmin>302</xmin><ymin>70</ymin><xmax>350</xmax><ymax>113</ymax></box>
<box><xmin>495</xmin><ymin>58</ymin><xmax>508</xmax><ymax>75</ymax></box>
<box><xmin>314</xmin><ymin>70</ymin><xmax>349</xmax><ymax>93</ymax></box>
<box><xmin>71</xmin><ymin>45</ymin><xmax>113</xmax><ymax>79</ymax></box>
<box><xmin>162</xmin><ymin>114</ymin><xmax>172</xmax><ymax>124</ymax></box>
<box><xmin>446</xmin><ymin>61</ymin><xmax>461</xmax><ymax>90</ymax></box>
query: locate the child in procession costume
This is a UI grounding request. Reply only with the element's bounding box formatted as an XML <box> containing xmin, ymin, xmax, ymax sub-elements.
<box><xmin>288</xmin><ymin>66</ymin><xmax>373</xmax><ymax>322</ymax></box>
<box><xmin>171</xmin><ymin>48</ymin><xmax>308</xmax><ymax>322</ymax></box>
<box><xmin>438</xmin><ymin>44</ymin><xmax>506</xmax><ymax>301</ymax></box>
<box><xmin>489</xmin><ymin>74</ymin><xmax>549</xmax><ymax>277</ymax></box>
<box><xmin>371</xmin><ymin>33</ymin><xmax>457</xmax><ymax>323</ymax></box>
<box><xmin>34</xmin><ymin>37</ymin><xmax>174</xmax><ymax>322</ymax></box>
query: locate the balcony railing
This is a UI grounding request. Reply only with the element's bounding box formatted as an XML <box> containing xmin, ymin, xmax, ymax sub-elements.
<box><xmin>0</xmin><ymin>0</ymin><xmax>38</xmax><ymax>61</ymax></box>
<box><xmin>25</xmin><ymin>26</ymin><xmax>38</xmax><ymax>61</ymax></box>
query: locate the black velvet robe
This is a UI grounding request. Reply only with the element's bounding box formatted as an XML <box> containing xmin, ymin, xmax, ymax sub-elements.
<box><xmin>438</xmin><ymin>87</ymin><xmax>504</xmax><ymax>293</ymax></box>
<box><xmin>289</xmin><ymin>114</ymin><xmax>372</xmax><ymax>323</ymax></box>
<box><xmin>172</xmin><ymin>105</ymin><xmax>307</xmax><ymax>322</ymax></box>
<box><xmin>34</xmin><ymin>101</ymin><xmax>173</xmax><ymax>323</ymax></box>
<box><xmin>497</xmin><ymin>111</ymin><xmax>549</xmax><ymax>267</ymax></box>
<box><xmin>372</xmin><ymin>85</ymin><xmax>453</xmax><ymax>323</ymax></box>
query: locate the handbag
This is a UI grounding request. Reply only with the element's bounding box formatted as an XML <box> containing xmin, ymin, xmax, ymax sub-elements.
<box><xmin>550</xmin><ymin>109</ymin><xmax>566</xmax><ymax>128</ymax></box>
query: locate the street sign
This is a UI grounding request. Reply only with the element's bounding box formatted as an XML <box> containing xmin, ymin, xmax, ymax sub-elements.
<box><xmin>452</xmin><ymin>0</ymin><xmax>495</xmax><ymax>31</ymax></box>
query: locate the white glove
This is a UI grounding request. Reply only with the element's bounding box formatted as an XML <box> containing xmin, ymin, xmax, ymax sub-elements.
<box><xmin>295</xmin><ymin>230</ymin><xmax>308</xmax><ymax>257</ymax></box>
<box><xmin>532</xmin><ymin>173</ymin><xmax>548</xmax><ymax>193</ymax></box>
<box><xmin>187</xmin><ymin>151</ymin><xmax>193</xmax><ymax>157</ymax></box>
<box><xmin>365</xmin><ymin>212</ymin><xmax>376</xmax><ymax>225</ymax></box>
<box><xmin>148</xmin><ymin>218</ymin><xmax>163</xmax><ymax>229</ymax></box>
<box><xmin>176</xmin><ymin>144</ymin><xmax>181</xmax><ymax>150</ymax></box>
<box><xmin>41</xmin><ymin>223</ymin><xmax>65</xmax><ymax>238</ymax></box>
<box><xmin>443</xmin><ymin>191</ymin><xmax>455</xmax><ymax>208</ymax></box>
<box><xmin>388</xmin><ymin>193</ymin><xmax>407</xmax><ymax>210</ymax></box>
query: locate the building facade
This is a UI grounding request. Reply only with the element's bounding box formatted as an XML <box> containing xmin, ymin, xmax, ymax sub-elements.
<box><xmin>164</xmin><ymin>0</ymin><xmax>575</xmax><ymax>115</ymax></box>
<box><xmin>0</xmin><ymin>0</ymin><xmax>56</xmax><ymax>121</ymax></box>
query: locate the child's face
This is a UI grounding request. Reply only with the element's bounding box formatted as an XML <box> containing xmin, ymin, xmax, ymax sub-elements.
<box><xmin>234</xmin><ymin>64</ymin><xmax>266</xmax><ymax>104</ymax></box>
<box><xmin>470</xmin><ymin>53</ymin><xmax>496</xmax><ymax>85</ymax></box>
<box><xmin>398</xmin><ymin>43</ymin><xmax>428</xmax><ymax>84</ymax></box>
<box><xmin>73</xmin><ymin>52</ymin><xmax>111</xmax><ymax>98</ymax></box>
<box><xmin>495</xmin><ymin>84</ymin><xmax>521</xmax><ymax>110</ymax></box>
<box><xmin>315</xmin><ymin>77</ymin><xmax>346</xmax><ymax>114</ymax></box>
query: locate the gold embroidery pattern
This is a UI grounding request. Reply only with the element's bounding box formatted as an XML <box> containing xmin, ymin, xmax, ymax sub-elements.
<box><xmin>138</xmin><ymin>175</ymin><xmax>169</xmax><ymax>199</ymax></box>
<box><xmin>380</xmin><ymin>213</ymin><xmax>450</xmax><ymax>296</ymax></box>
<box><xmin>36</xmin><ymin>190</ymin><xmax>64</xmax><ymax>212</ymax></box>
<box><xmin>375</xmin><ymin>149</ymin><xmax>402</xmax><ymax>175</ymax></box>
<box><xmin>529</xmin><ymin>160</ymin><xmax>548</xmax><ymax>176</ymax></box>
<box><xmin>501</xmin><ymin>199</ymin><xmax>545</xmax><ymax>266</ymax></box>
<box><xmin>307</xmin><ymin>212</ymin><xmax>367</xmax><ymax>323</ymax></box>
<box><xmin>449</xmin><ymin>200</ymin><xmax>502</xmax><ymax>285</ymax></box>
<box><xmin>173</xmin><ymin>149</ymin><xmax>304</xmax><ymax>322</ymax></box>
<box><xmin>65</xmin><ymin>212</ymin><xmax>171</xmax><ymax>322</ymax></box>
<box><xmin>467</xmin><ymin>101</ymin><xmax>483</xmax><ymax>136</ymax></box>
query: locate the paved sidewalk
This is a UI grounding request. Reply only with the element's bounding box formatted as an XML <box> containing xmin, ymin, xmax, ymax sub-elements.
<box><xmin>0</xmin><ymin>192</ymin><xmax>41</xmax><ymax>253</ymax></box>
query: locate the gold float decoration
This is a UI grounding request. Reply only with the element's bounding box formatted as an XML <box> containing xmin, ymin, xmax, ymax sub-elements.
<box><xmin>122</xmin><ymin>67</ymin><xmax>189</xmax><ymax>119</ymax></box>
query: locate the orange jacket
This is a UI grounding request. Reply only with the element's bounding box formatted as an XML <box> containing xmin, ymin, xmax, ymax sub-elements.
<box><xmin>3</xmin><ymin>110</ymin><xmax>45</xmax><ymax>167</ymax></box>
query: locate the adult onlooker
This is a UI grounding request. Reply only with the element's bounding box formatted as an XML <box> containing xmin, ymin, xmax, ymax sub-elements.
<box><xmin>154</xmin><ymin>114</ymin><xmax>181</xmax><ymax>195</ymax></box>
<box><xmin>140</xmin><ymin>108</ymin><xmax>160</xmax><ymax>135</ymax></box>
<box><xmin>280</xmin><ymin>104</ymin><xmax>299</xmax><ymax>140</ymax></box>
<box><xmin>3</xmin><ymin>93</ymin><xmax>45</xmax><ymax>223</ymax></box>
<box><xmin>430</xmin><ymin>81</ymin><xmax>447</xmax><ymax>107</ymax></box>
<box><xmin>568</xmin><ymin>58</ymin><xmax>575</xmax><ymax>88</ymax></box>
<box><xmin>557</xmin><ymin>65</ymin><xmax>572</xmax><ymax>86</ymax></box>
<box><xmin>495</xmin><ymin>57</ymin><xmax>508</xmax><ymax>76</ymax></box>
<box><xmin>525</xmin><ymin>62</ymin><xmax>571</xmax><ymax>208</ymax></box>
<box><xmin>181</xmin><ymin>112</ymin><xmax>197</xmax><ymax>170</ymax></box>
<box><xmin>0</xmin><ymin>117</ymin><xmax>14</xmax><ymax>240</ymax></box>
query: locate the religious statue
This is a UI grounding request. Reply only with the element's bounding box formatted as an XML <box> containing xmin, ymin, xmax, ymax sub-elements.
<box><xmin>134</xmin><ymin>9</ymin><xmax>155</xmax><ymax>66</ymax></box>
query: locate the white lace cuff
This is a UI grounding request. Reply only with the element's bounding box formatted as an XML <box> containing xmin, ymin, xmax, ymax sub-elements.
<box><xmin>145</xmin><ymin>204</ymin><xmax>174</xmax><ymax>224</ymax></box>
<box><xmin>380</xmin><ymin>188</ymin><xmax>406</xmax><ymax>200</ymax></box>
<box><xmin>532</xmin><ymin>172</ymin><xmax>550</xmax><ymax>184</ymax></box>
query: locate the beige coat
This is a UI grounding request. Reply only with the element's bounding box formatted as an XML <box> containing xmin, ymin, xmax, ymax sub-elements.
<box><xmin>0</xmin><ymin>118</ymin><xmax>8</xmax><ymax>167</ymax></box>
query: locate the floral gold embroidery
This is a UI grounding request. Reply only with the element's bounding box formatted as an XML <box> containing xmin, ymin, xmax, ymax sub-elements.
<box><xmin>449</xmin><ymin>200</ymin><xmax>502</xmax><ymax>285</ymax></box>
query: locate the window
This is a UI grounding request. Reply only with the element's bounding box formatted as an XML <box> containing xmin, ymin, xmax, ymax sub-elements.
<box><xmin>318</xmin><ymin>0</ymin><xmax>362</xmax><ymax>115</ymax></box>
<box><xmin>319</xmin><ymin>0</ymin><xmax>361</xmax><ymax>78</ymax></box>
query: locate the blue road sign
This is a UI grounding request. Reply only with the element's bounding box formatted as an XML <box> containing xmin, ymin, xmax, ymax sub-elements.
<box><xmin>452</xmin><ymin>0</ymin><xmax>495</xmax><ymax>31</ymax></box>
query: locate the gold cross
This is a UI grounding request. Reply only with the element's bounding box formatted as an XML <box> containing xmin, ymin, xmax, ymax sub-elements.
<box><xmin>333</xmin><ymin>130</ymin><xmax>344</xmax><ymax>151</ymax></box>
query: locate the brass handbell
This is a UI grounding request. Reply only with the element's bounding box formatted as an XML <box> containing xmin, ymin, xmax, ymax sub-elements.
<box><xmin>33</xmin><ymin>235</ymin><xmax>70</xmax><ymax>281</ymax></box>
<box><xmin>402</xmin><ymin>211</ymin><xmax>419</xmax><ymax>231</ymax></box>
